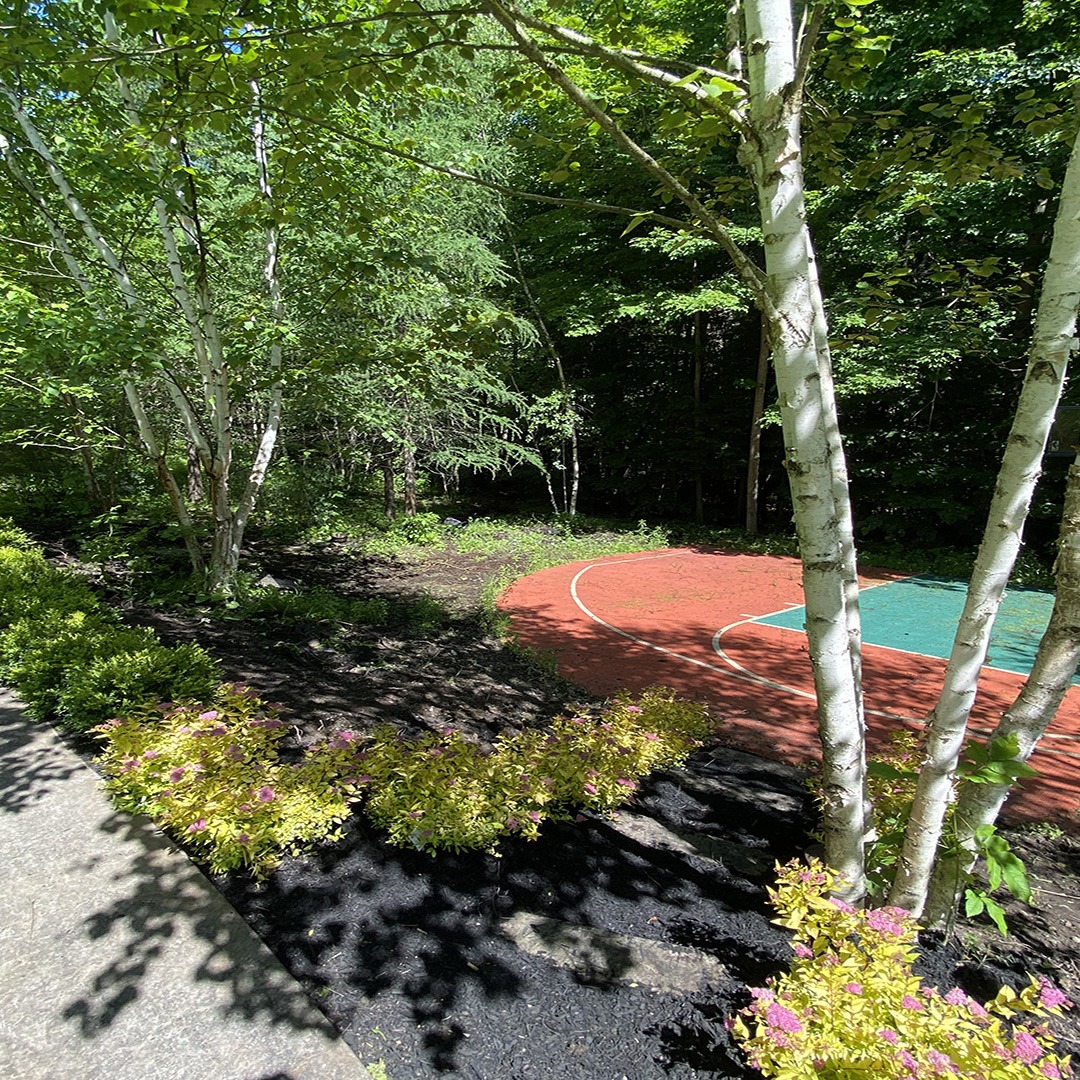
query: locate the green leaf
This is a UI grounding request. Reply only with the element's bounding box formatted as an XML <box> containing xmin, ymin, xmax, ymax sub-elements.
<box><xmin>671</xmin><ymin>68</ymin><xmax>705</xmax><ymax>88</ymax></box>
<box><xmin>983</xmin><ymin>895</ymin><xmax>1009</xmax><ymax>936</ymax></box>
<box><xmin>867</xmin><ymin>761</ymin><xmax>912</xmax><ymax>780</ymax></box>
<box><xmin>620</xmin><ymin>214</ymin><xmax>652</xmax><ymax>238</ymax></box>
<box><xmin>706</xmin><ymin>77</ymin><xmax>739</xmax><ymax>95</ymax></box>
<box><xmin>964</xmin><ymin>889</ymin><xmax>985</xmax><ymax>916</ymax></box>
<box><xmin>989</xmin><ymin>733</ymin><xmax>1022</xmax><ymax>760</ymax></box>
<box><xmin>973</xmin><ymin>760</ymin><xmax>1038</xmax><ymax>784</ymax></box>
<box><xmin>692</xmin><ymin>116</ymin><xmax>725</xmax><ymax>139</ymax></box>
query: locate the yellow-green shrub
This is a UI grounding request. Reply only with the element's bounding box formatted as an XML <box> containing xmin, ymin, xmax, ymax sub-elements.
<box><xmin>0</xmin><ymin>609</ymin><xmax>145</xmax><ymax>720</ymax></box>
<box><xmin>733</xmin><ymin>858</ymin><xmax>1073</xmax><ymax>1079</ymax></box>
<box><xmin>0</xmin><ymin>546</ymin><xmax>102</xmax><ymax>628</ymax></box>
<box><xmin>0</xmin><ymin>519</ymin><xmax>34</xmax><ymax>550</ymax></box>
<box><xmin>0</xmin><ymin>535</ymin><xmax>220</xmax><ymax>730</ymax></box>
<box><xmin>95</xmin><ymin>686</ymin><xmax>715</xmax><ymax>871</ymax></box>
<box><xmin>357</xmin><ymin>688</ymin><xmax>715</xmax><ymax>854</ymax></box>
<box><xmin>95</xmin><ymin>685</ymin><xmax>367</xmax><ymax>875</ymax></box>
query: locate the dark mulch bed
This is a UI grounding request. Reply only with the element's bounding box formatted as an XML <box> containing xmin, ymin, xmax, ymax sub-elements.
<box><xmin>90</xmin><ymin>537</ymin><xmax>1080</xmax><ymax>1076</ymax></box>
<box><xmin>217</xmin><ymin>748</ymin><xmax>804</xmax><ymax>1079</ymax></box>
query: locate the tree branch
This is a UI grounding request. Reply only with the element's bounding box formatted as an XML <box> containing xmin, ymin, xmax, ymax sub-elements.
<box><xmin>791</xmin><ymin>2</ymin><xmax>826</xmax><ymax>111</ymax></box>
<box><xmin>257</xmin><ymin>103</ymin><xmax>727</xmax><ymax>241</ymax></box>
<box><xmin>494</xmin><ymin>0</ymin><xmax>749</xmax><ymax>137</ymax></box>
<box><xmin>477</xmin><ymin>0</ymin><xmax>772</xmax><ymax>310</ymax></box>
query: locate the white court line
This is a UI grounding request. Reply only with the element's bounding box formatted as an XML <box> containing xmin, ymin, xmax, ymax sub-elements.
<box><xmin>568</xmin><ymin>555</ymin><xmax>1080</xmax><ymax>761</ymax></box>
<box><xmin>740</xmin><ymin>596</ymin><xmax>1080</xmax><ymax>749</ymax></box>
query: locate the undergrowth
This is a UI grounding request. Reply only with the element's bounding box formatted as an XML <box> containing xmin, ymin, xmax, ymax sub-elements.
<box><xmin>0</xmin><ymin>522</ymin><xmax>220</xmax><ymax>730</ymax></box>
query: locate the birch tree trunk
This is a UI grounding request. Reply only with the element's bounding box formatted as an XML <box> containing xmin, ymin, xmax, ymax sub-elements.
<box><xmin>693</xmin><ymin>308</ymin><xmax>706</xmax><ymax>525</ymax></box>
<box><xmin>4</xmin><ymin>12</ymin><xmax>291</xmax><ymax>593</ymax></box>
<box><xmin>508</xmin><ymin>236</ymin><xmax>580</xmax><ymax>515</ymax></box>
<box><xmin>211</xmin><ymin>80</ymin><xmax>288</xmax><ymax>588</ymax></box>
<box><xmin>742</xmin><ymin>0</ymin><xmax>867</xmax><ymax>894</ymax></box>
<box><xmin>482</xmin><ymin>0</ymin><xmax>868</xmax><ymax>894</ymax></box>
<box><xmin>924</xmin><ymin>457</ymin><xmax>1080</xmax><ymax>925</ymax></box>
<box><xmin>889</xmin><ymin>115</ymin><xmax>1080</xmax><ymax>916</ymax></box>
<box><xmin>0</xmin><ymin>98</ymin><xmax>206</xmax><ymax>572</ymax></box>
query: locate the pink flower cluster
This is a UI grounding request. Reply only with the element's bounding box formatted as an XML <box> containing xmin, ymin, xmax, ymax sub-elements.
<box><xmin>865</xmin><ymin>906</ymin><xmax>909</xmax><ymax>936</ymax></box>
<box><xmin>1038</xmin><ymin>979</ymin><xmax>1073</xmax><ymax>1010</ymax></box>
<box><xmin>764</xmin><ymin>1002</ymin><xmax>802</xmax><ymax>1034</ymax></box>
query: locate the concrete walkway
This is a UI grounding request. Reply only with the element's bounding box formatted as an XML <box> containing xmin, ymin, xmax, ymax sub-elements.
<box><xmin>0</xmin><ymin>689</ymin><xmax>372</xmax><ymax>1080</ymax></box>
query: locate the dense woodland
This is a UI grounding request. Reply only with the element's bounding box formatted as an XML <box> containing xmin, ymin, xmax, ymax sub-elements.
<box><xmin>1</xmin><ymin>0</ymin><xmax>1074</xmax><ymax>561</ymax></box>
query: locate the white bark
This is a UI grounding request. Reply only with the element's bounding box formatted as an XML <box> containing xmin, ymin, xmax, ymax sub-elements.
<box><xmin>925</xmin><ymin>458</ymin><xmax>1080</xmax><ymax>925</ymax></box>
<box><xmin>1</xmin><ymin>82</ymin><xmax>142</xmax><ymax>310</ymax></box>
<box><xmin>231</xmin><ymin>83</ymin><xmax>286</xmax><ymax>541</ymax></box>
<box><xmin>890</xmin><ymin>115</ymin><xmax>1080</xmax><ymax>916</ymax></box>
<box><xmin>508</xmin><ymin>236</ymin><xmax>580</xmax><ymax>515</ymax></box>
<box><xmin>102</xmin><ymin>18</ymin><xmax>218</xmax><ymax>475</ymax></box>
<box><xmin>742</xmin><ymin>0</ymin><xmax>866</xmax><ymax>895</ymax></box>
<box><xmin>806</xmin><ymin>228</ymin><xmax>865</xmax><ymax>733</ymax></box>
<box><xmin>483</xmin><ymin>0</ymin><xmax>867</xmax><ymax>894</ymax></box>
<box><xmin>99</xmin><ymin>17</ymin><xmax>281</xmax><ymax>590</ymax></box>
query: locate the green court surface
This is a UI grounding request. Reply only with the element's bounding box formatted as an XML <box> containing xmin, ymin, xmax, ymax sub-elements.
<box><xmin>755</xmin><ymin>575</ymin><xmax>1066</xmax><ymax>680</ymax></box>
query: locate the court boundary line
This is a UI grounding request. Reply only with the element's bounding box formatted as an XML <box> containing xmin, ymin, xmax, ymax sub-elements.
<box><xmin>567</xmin><ymin>553</ymin><xmax>1080</xmax><ymax>760</ymax></box>
<box><xmin>570</xmin><ymin>557</ymin><xmax>917</xmax><ymax>725</ymax></box>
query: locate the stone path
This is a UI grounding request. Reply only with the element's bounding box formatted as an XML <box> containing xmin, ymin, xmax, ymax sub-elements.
<box><xmin>500</xmin><ymin>911</ymin><xmax>726</xmax><ymax>994</ymax></box>
<box><xmin>0</xmin><ymin>689</ymin><xmax>371</xmax><ymax>1080</ymax></box>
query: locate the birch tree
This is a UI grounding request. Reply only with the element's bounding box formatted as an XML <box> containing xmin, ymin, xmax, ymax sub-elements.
<box><xmin>891</xmin><ymin>108</ymin><xmax>1080</xmax><ymax>918</ymax></box>
<box><xmin>0</xmin><ymin>5</ymin><xmax>332</xmax><ymax>589</ymax></box>
<box><xmin>471</xmin><ymin>0</ymin><xmax>870</xmax><ymax>892</ymax></box>
<box><xmin>440</xmin><ymin>0</ymin><xmax>1074</xmax><ymax>912</ymax></box>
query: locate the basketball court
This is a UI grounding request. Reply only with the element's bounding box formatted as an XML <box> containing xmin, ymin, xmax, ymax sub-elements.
<box><xmin>498</xmin><ymin>548</ymin><xmax>1080</xmax><ymax>827</ymax></box>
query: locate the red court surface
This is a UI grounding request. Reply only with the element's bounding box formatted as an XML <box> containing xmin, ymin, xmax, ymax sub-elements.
<box><xmin>498</xmin><ymin>547</ymin><xmax>1080</xmax><ymax>828</ymax></box>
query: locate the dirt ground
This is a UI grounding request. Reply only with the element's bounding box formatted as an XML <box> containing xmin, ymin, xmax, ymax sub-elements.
<box><xmin>109</xmin><ymin>536</ymin><xmax>1080</xmax><ymax>1074</ymax></box>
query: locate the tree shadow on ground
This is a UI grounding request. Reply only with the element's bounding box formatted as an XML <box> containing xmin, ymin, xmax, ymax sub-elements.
<box><xmin>60</xmin><ymin>809</ymin><xmax>341</xmax><ymax>1040</ymax></box>
<box><xmin>218</xmin><ymin>745</ymin><xmax>810</xmax><ymax>1079</ymax></box>
<box><xmin>0</xmin><ymin>694</ymin><xmax>83</xmax><ymax>814</ymax></box>
<box><xmin>0</xmin><ymin>695</ymin><xmax>347</xmax><ymax>1060</ymax></box>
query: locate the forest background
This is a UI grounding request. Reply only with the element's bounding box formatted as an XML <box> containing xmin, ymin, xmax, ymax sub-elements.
<box><xmin>3</xmin><ymin>0</ymin><xmax>1075</xmax><ymax>569</ymax></box>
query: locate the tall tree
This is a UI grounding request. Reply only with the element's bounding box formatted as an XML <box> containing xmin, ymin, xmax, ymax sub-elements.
<box><xmin>892</xmin><ymin>109</ymin><xmax>1080</xmax><ymax>916</ymax></box>
<box><xmin>466</xmin><ymin>0</ymin><xmax>870</xmax><ymax>891</ymax></box>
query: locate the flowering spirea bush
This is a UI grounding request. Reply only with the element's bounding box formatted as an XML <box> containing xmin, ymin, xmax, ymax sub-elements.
<box><xmin>732</xmin><ymin>858</ymin><xmax>1073</xmax><ymax>1079</ymax></box>
<box><xmin>95</xmin><ymin>685</ymin><xmax>368</xmax><ymax>875</ymax></box>
<box><xmin>96</xmin><ymin>685</ymin><xmax>715</xmax><ymax>870</ymax></box>
<box><xmin>355</xmin><ymin>688</ymin><xmax>715</xmax><ymax>854</ymax></box>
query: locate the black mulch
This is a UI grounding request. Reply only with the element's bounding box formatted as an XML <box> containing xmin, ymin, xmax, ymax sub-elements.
<box><xmin>214</xmin><ymin>746</ymin><xmax>1007</xmax><ymax>1080</ymax></box>
<box><xmin>73</xmin><ymin>537</ymin><xmax>1080</xmax><ymax>1078</ymax></box>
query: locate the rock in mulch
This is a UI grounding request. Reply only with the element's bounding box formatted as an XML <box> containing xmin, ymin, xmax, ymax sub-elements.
<box><xmin>500</xmin><ymin>911</ymin><xmax>726</xmax><ymax>993</ymax></box>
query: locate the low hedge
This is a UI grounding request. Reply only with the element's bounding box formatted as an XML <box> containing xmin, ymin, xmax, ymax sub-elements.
<box><xmin>0</xmin><ymin>520</ymin><xmax>220</xmax><ymax>730</ymax></box>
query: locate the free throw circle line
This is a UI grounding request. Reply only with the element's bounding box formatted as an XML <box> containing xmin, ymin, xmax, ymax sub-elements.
<box><xmin>569</xmin><ymin>555</ymin><xmax>887</xmax><ymax>710</ymax></box>
<box><xmin>568</xmin><ymin>554</ymin><xmax>1080</xmax><ymax>760</ymax></box>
